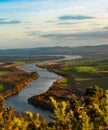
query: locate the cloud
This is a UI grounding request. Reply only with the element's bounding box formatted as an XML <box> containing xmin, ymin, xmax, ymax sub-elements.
<box><xmin>27</xmin><ymin>32</ymin><xmax>38</xmax><ymax>36</ymax></box>
<box><xmin>41</xmin><ymin>30</ymin><xmax>108</xmax><ymax>39</ymax></box>
<box><xmin>57</xmin><ymin>22</ymin><xmax>77</xmax><ymax>25</ymax></box>
<box><xmin>0</xmin><ymin>19</ymin><xmax>21</xmax><ymax>25</ymax></box>
<box><xmin>0</xmin><ymin>18</ymin><xmax>7</xmax><ymax>20</ymax></box>
<box><xmin>26</xmin><ymin>31</ymin><xmax>41</xmax><ymax>36</ymax></box>
<box><xmin>103</xmin><ymin>26</ymin><xmax>108</xmax><ymax>29</ymax></box>
<box><xmin>46</xmin><ymin>21</ymin><xmax>54</xmax><ymax>23</ymax></box>
<box><xmin>59</xmin><ymin>15</ymin><xmax>95</xmax><ymax>20</ymax></box>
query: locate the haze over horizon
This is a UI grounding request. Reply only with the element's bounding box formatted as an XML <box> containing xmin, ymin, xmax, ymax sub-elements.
<box><xmin>0</xmin><ymin>0</ymin><xmax>108</xmax><ymax>49</ymax></box>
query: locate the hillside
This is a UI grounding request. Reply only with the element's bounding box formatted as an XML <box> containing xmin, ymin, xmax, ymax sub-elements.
<box><xmin>0</xmin><ymin>45</ymin><xmax>108</xmax><ymax>56</ymax></box>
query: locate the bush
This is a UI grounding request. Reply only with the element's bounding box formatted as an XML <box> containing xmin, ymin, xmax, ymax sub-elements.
<box><xmin>0</xmin><ymin>86</ymin><xmax>108</xmax><ymax>130</ymax></box>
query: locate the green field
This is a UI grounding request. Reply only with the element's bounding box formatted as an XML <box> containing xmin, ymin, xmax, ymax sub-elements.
<box><xmin>14</xmin><ymin>61</ymin><xmax>26</xmax><ymax>66</ymax></box>
<box><xmin>39</xmin><ymin>56</ymin><xmax>108</xmax><ymax>92</ymax></box>
<box><xmin>57</xmin><ymin>78</ymin><xmax>73</xmax><ymax>88</ymax></box>
<box><xmin>59</xmin><ymin>57</ymin><xmax>108</xmax><ymax>90</ymax></box>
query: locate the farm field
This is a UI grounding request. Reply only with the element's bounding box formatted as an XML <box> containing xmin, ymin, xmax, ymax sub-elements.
<box><xmin>38</xmin><ymin>56</ymin><xmax>108</xmax><ymax>93</ymax></box>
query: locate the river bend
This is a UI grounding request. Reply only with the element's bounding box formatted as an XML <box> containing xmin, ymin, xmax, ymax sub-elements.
<box><xmin>5</xmin><ymin>55</ymin><xmax>81</xmax><ymax>119</ymax></box>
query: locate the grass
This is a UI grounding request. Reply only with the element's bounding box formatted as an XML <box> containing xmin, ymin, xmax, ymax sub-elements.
<box><xmin>15</xmin><ymin>61</ymin><xmax>26</xmax><ymax>66</ymax></box>
<box><xmin>0</xmin><ymin>71</ymin><xmax>9</xmax><ymax>76</ymax></box>
<box><xmin>47</xmin><ymin>56</ymin><xmax>108</xmax><ymax>91</ymax></box>
<box><xmin>63</xmin><ymin>56</ymin><xmax>108</xmax><ymax>68</ymax></box>
<box><xmin>0</xmin><ymin>84</ymin><xmax>5</xmax><ymax>92</ymax></box>
<box><xmin>58</xmin><ymin>78</ymin><xmax>75</xmax><ymax>91</ymax></box>
<box><xmin>57</xmin><ymin>78</ymin><xmax>69</xmax><ymax>87</ymax></box>
<box><xmin>75</xmin><ymin>66</ymin><xmax>98</xmax><ymax>73</ymax></box>
<box><xmin>75</xmin><ymin>77</ymin><xmax>108</xmax><ymax>90</ymax></box>
<box><xmin>36</xmin><ymin>56</ymin><xmax>108</xmax><ymax>93</ymax></box>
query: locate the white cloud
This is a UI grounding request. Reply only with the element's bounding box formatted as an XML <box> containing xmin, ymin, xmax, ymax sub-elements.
<box><xmin>0</xmin><ymin>0</ymin><xmax>108</xmax><ymax>49</ymax></box>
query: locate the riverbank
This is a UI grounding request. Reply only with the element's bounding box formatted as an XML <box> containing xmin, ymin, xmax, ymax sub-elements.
<box><xmin>28</xmin><ymin>77</ymin><xmax>83</xmax><ymax>111</ymax></box>
<box><xmin>28</xmin><ymin>63</ymin><xmax>83</xmax><ymax>111</ymax></box>
<box><xmin>0</xmin><ymin>66</ymin><xmax>39</xmax><ymax>98</ymax></box>
<box><xmin>28</xmin><ymin>56</ymin><xmax>108</xmax><ymax>111</ymax></box>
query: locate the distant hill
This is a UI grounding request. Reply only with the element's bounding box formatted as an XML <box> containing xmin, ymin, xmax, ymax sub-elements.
<box><xmin>0</xmin><ymin>45</ymin><xmax>108</xmax><ymax>56</ymax></box>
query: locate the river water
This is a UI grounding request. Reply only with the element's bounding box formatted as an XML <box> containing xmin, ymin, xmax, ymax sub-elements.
<box><xmin>5</xmin><ymin>55</ymin><xmax>81</xmax><ymax>119</ymax></box>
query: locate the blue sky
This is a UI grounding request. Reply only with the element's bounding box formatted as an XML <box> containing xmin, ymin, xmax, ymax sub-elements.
<box><xmin>0</xmin><ymin>0</ymin><xmax>108</xmax><ymax>49</ymax></box>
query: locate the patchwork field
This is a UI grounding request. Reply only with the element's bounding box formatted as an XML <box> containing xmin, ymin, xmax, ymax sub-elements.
<box><xmin>36</xmin><ymin>56</ymin><xmax>108</xmax><ymax>101</ymax></box>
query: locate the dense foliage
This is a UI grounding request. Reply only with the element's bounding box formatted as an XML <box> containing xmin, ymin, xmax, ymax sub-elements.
<box><xmin>0</xmin><ymin>86</ymin><xmax>108</xmax><ymax>130</ymax></box>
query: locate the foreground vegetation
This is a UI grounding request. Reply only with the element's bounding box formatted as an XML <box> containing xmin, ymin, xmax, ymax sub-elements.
<box><xmin>0</xmin><ymin>86</ymin><xmax>108</xmax><ymax>130</ymax></box>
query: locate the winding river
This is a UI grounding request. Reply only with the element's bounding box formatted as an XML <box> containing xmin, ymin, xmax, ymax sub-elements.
<box><xmin>5</xmin><ymin>55</ymin><xmax>81</xmax><ymax>119</ymax></box>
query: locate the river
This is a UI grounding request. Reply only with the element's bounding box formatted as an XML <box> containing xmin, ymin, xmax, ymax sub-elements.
<box><xmin>5</xmin><ymin>55</ymin><xmax>81</xmax><ymax>119</ymax></box>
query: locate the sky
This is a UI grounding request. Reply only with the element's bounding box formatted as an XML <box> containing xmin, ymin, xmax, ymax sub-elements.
<box><xmin>0</xmin><ymin>0</ymin><xmax>108</xmax><ymax>49</ymax></box>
